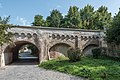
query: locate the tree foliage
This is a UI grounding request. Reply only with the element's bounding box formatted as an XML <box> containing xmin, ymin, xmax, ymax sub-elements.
<box><xmin>32</xmin><ymin>15</ymin><xmax>46</xmax><ymax>26</ymax></box>
<box><xmin>80</xmin><ymin>5</ymin><xmax>95</xmax><ymax>29</ymax></box>
<box><xmin>33</xmin><ymin>5</ymin><xmax>112</xmax><ymax>30</ymax></box>
<box><xmin>0</xmin><ymin>16</ymin><xmax>12</xmax><ymax>45</ymax></box>
<box><xmin>46</xmin><ymin>9</ymin><xmax>63</xmax><ymax>27</ymax></box>
<box><xmin>94</xmin><ymin>6</ymin><xmax>112</xmax><ymax>30</ymax></box>
<box><xmin>0</xmin><ymin>16</ymin><xmax>10</xmax><ymax>24</ymax></box>
<box><xmin>106</xmin><ymin>9</ymin><xmax>120</xmax><ymax>45</ymax></box>
<box><xmin>61</xmin><ymin>6</ymin><xmax>82</xmax><ymax>28</ymax></box>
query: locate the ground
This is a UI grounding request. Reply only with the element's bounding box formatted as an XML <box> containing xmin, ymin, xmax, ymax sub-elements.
<box><xmin>0</xmin><ymin>62</ymin><xmax>86</xmax><ymax>80</ymax></box>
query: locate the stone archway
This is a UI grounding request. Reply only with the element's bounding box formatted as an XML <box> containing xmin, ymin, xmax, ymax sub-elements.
<box><xmin>49</xmin><ymin>43</ymin><xmax>72</xmax><ymax>58</ymax></box>
<box><xmin>82</xmin><ymin>44</ymin><xmax>98</xmax><ymax>56</ymax></box>
<box><xmin>4</xmin><ymin>41</ymin><xmax>40</xmax><ymax>65</ymax></box>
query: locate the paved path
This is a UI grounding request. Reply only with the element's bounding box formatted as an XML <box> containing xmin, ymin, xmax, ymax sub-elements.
<box><xmin>0</xmin><ymin>62</ymin><xmax>86</xmax><ymax>80</ymax></box>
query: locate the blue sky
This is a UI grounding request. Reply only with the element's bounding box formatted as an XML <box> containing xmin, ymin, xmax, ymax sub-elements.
<box><xmin>0</xmin><ymin>0</ymin><xmax>120</xmax><ymax>26</ymax></box>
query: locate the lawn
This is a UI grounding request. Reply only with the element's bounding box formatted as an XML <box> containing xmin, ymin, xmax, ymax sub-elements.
<box><xmin>39</xmin><ymin>57</ymin><xmax>120</xmax><ymax>80</ymax></box>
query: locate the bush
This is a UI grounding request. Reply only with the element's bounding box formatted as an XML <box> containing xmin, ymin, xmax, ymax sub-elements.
<box><xmin>101</xmin><ymin>47</ymin><xmax>107</xmax><ymax>55</ymax></box>
<box><xmin>92</xmin><ymin>47</ymin><xmax>108</xmax><ymax>58</ymax></box>
<box><xmin>92</xmin><ymin>47</ymin><xmax>102</xmax><ymax>58</ymax></box>
<box><xmin>114</xmin><ymin>50</ymin><xmax>120</xmax><ymax>57</ymax></box>
<box><xmin>92</xmin><ymin>47</ymin><xmax>120</xmax><ymax>61</ymax></box>
<box><xmin>67</xmin><ymin>48</ymin><xmax>81</xmax><ymax>62</ymax></box>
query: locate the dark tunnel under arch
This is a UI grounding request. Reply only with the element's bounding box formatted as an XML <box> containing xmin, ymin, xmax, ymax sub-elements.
<box><xmin>4</xmin><ymin>41</ymin><xmax>40</xmax><ymax>65</ymax></box>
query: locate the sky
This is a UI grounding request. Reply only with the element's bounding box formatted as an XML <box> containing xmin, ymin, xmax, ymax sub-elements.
<box><xmin>0</xmin><ymin>0</ymin><xmax>120</xmax><ymax>26</ymax></box>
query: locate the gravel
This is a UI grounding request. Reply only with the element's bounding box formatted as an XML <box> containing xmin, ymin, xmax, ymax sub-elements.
<box><xmin>0</xmin><ymin>62</ymin><xmax>87</xmax><ymax>80</ymax></box>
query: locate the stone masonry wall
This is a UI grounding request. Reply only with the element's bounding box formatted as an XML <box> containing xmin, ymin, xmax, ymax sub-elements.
<box><xmin>0</xmin><ymin>26</ymin><xmax>103</xmax><ymax>67</ymax></box>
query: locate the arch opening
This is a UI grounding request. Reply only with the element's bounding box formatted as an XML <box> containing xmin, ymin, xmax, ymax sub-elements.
<box><xmin>49</xmin><ymin>43</ymin><xmax>71</xmax><ymax>59</ymax></box>
<box><xmin>82</xmin><ymin>44</ymin><xmax>98</xmax><ymax>56</ymax></box>
<box><xmin>4</xmin><ymin>41</ymin><xmax>40</xmax><ymax>65</ymax></box>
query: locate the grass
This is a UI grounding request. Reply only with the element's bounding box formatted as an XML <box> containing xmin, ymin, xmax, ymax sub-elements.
<box><xmin>39</xmin><ymin>57</ymin><xmax>120</xmax><ymax>80</ymax></box>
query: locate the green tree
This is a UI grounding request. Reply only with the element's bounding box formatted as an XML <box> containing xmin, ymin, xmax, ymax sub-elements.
<box><xmin>94</xmin><ymin>6</ymin><xmax>112</xmax><ymax>30</ymax></box>
<box><xmin>61</xmin><ymin>6</ymin><xmax>82</xmax><ymax>28</ymax></box>
<box><xmin>0</xmin><ymin>16</ymin><xmax>12</xmax><ymax>45</ymax></box>
<box><xmin>80</xmin><ymin>4</ymin><xmax>95</xmax><ymax>29</ymax></box>
<box><xmin>106</xmin><ymin>8</ymin><xmax>120</xmax><ymax>45</ymax></box>
<box><xmin>46</xmin><ymin>9</ymin><xmax>63</xmax><ymax>27</ymax></box>
<box><xmin>0</xmin><ymin>16</ymin><xmax>10</xmax><ymax>24</ymax></box>
<box><xmin>32</xmin><ymin>15</ymin><xmax>46</xmax><ymax>26</ymax></box>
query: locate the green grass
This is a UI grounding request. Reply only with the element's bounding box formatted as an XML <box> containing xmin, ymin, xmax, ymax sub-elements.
<box><xmin>39</xmin><ymin>57</ymin><xmax>120</xmax><ymax>80</ymax></box>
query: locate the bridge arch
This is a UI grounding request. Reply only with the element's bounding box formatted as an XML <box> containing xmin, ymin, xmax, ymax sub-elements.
<box><xmin>3</xmin><ymin>41</ymin><xmax>40</xmax><ymax>65</ymax></box>
<box><xmin>82</xmin><ymin>44</ymin><xmax>99</xmax><ymax>56</ymax></box>
<box><xmin>49</xmin><ymin>42</ymin><xmax>73</xmax><ymax>57</ymax></box>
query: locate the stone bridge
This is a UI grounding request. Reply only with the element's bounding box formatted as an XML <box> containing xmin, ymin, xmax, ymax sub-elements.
<box><xmin>0</xmin><ymin>26</ymin><xmax>105</xmax><ymax>67</ymax></box>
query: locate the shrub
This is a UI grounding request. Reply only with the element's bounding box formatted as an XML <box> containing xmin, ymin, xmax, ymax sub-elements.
<box><xmin>67</xmin><ymin>48</ymin><xmax>81</xmax><ymax>62</ymax></box>
<box><xmin>114</xmin><ymin>50</ymin><xmax>120</xmax><ymax>57</ymax></box>
<box><xmin>92</xmin><ymin>47</ymin><xmax>101</xmax><ymax>58</ymax></box>
<box><xmin>92</xmin><ymin>47</ymin><xmax>120</xmax><ymax>61</ymax></box>
<box><xmin>101</xmin><ymin>47</ymin><xmax>107</xmax><ymax>55</ymax></box>
<box><xmin>92</xmin><ymin>47</ymin><xmax>112</xmax><ymax>59</ymax></box>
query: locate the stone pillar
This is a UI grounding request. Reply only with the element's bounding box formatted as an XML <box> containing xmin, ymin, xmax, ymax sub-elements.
<box><xmin>78</xmin><ymin>35</ymin><xmax>83</xmax><ymax>52</ymax></box>
<box><xmin>77</xmin><ymin>36</ymin><xmax>81</xmax><ymax>49</ymax></box>
<box><xmin>43</xmin><ymin>38</ymin><xmax>49</xmax><ymax>61</ymax></box>
<box><xmin>0</xmin><ymin>46</ymin><xmax>1</xmax><ymax>67</ymax></box>
<box><xmin>100</xmin><ymin>32</ymin><xmax>107</xmax><ymax>48</ymax></box>
<box><xmin>33</xmin><ymin>31</ymin><xmax>43</xmax><ymax>64</ymax></box>
<box><xmin>75</xmin><ymin>36</ymin><xmax>78</xmax><ymax>48</ymax></box>
<box><xmin>0</xmin><ymin>54</ymin><xmax>1</xmax><ymax>67</ymax></box>
<box><xmin>39</xmin><ymin>40</ymin><xmax>44</xmax><ymax>64</ymax></box>
<box><xmin>38</xmin><ymin>38</ymin><xmax>49</xmax><ymax>63</ymax></box>
<box><xmin>0</xmin><ymin>45</ymin><xmax>5</xmax><ymax>67</ymax></box>
<box><xmin>35</xmin><ymin>38</ymin><xmax>43</xmax><ymax>64</ymax></box>
<box><xmin>41</xmin><ymin>32</ymin><xmax>50</xmax><ymax>61</ymax></box>
<box><xmin>0</xmin><ymin>52</ymin><xmax>5</xmax><ymax>67</ymax></box>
